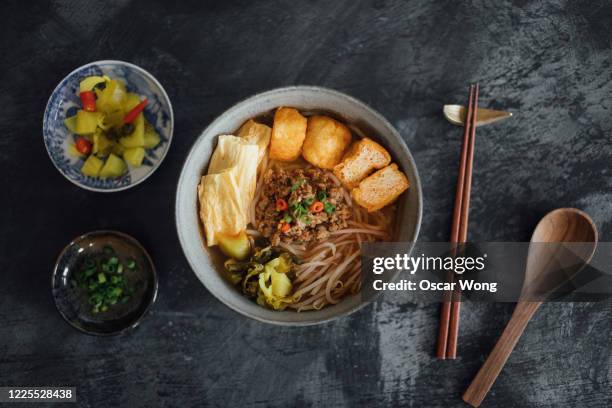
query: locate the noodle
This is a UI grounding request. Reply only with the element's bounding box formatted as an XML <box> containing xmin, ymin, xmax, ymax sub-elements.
<box><xmin>293</xmin><ymin>273</ymin><xmax>332</xmax><ymax>298</ymax></box>
<box><xmin>296</xmin><ymin>262</ymin><xmax>333</xmax><ymax>286</ymax></box>
<box><xmin>298</xmin><ymin>260</ymin><xmax>328</xmax><ymax>269</ymax></box>
<box><xmin>249</xmin><ymin>151</ymin><xmax>274</xmax><ymax>228</ymax></box>
<box><xmin>278</xmin><ymin>241</ymin><xmax>307</xmax><ymax>256</ymax></box>
<box><xmin>291</xmin><ymin>291</ymin><xmax>326</xmax><ymax>310</ymax></box>
<box><xmin>324</xmin><ymin>250</ymin><xmax>360</xmax><ymax>304</ymax></box>
<box><xmin>305</xmin><ymin>241</ymin><xmax>337</xmax><ymax>256</ymax></box>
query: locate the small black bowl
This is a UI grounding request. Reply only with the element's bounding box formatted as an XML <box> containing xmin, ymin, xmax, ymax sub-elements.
<box><xmin>52</xmin><ymin>230</ymin><xmax>158</xmax><ymax>336</ymax></box>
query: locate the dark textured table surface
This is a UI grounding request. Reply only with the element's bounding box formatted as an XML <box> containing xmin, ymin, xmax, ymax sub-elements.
<box><xmin>1</xmin><ymin>1</ymin><xmax>611</xmax><ymax>407</ymax></box>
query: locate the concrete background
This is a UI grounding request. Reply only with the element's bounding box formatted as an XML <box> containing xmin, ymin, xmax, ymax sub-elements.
<box><xmin>1</xmin><ymin>0</ymin><xmax>610</xmax><ymax>407</ymax></box>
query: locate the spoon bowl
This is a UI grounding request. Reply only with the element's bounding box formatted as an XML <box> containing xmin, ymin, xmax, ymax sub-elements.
<box><xmin>524</xmin><ymin>208</ymin><xmax>598</xmax><ymax>297</ymax></box>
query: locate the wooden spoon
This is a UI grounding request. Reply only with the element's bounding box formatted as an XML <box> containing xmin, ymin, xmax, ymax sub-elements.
<box><xmin>444</xmin><ymin>105</ymin><xmax>512</xmax><ymax>127</ymax></box>
<box><xmin>462</xmin><ymin>208</ymin><xmax>598</xmax><ymax>407</ymax></box>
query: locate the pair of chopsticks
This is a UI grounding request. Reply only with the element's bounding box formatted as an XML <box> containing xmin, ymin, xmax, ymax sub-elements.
<box><xmin>436</xmin><ymin>83</ymin><xmax>479</xmax><ymax>359</ymax></box>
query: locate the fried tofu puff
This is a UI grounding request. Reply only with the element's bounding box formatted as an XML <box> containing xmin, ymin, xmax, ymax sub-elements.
<box><xmin>302</xmin><ymin>115</ymin><xmax>352</xmax><ymax>169</ymax></box>
<box><xmin>333</xmin><ymin>137</ymin><xmax>391</xmax><ymax>188</ymax></box>
<box><xmin>351</xmin><ymin>163</ymin><xmax>409</xmax><ymax>212</ymax></box>
<box><xmin>269</xmin><ymin>107</ymin><xmax>307</xmax><ymax>161</ymax></box>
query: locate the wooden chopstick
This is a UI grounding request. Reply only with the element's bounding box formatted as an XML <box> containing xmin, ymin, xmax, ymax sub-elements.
<box><xmin>435</xmin><ymin>84</ymin><xmax>474</xmax><ymax>359</ymax></box>
<box><xmin>436</xmin><ymin>84</ymin><xmax>479</xmax><ymax>359</ymax></box>
<box><xmin>447</xmin><ymin>83</ymin><xmax>479</xmax><ymax>359</ymax></box>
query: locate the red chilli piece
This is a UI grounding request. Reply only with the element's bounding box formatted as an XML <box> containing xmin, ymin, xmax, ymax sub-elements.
<box><xmin>79</xmin><ymin>91</ymin><xmax>96</xmax><ymax>112</ymax></box>
<box><xmin>75</xmin><ymin>137</ymin><xmax>92</xmax><ymax>155</ymax></box>
<box><xmin>123</xmin><ymin>98</ymin><xmax>148</xmax><ymax>124</ymax></box>
<box><xmin>276</xmin><ymin>198</ymin><xmax>288</xmax><ymax>212</ymax></box>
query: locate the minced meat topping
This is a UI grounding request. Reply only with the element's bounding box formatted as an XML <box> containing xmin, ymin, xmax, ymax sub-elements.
<box><xmin>255</xmin><ymin>167</ymin><xmax>351</xmax><ymax>246</ymax></box>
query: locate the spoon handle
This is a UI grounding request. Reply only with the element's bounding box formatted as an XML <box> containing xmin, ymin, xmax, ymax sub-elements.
<box><xmin>463</xmin><ymin>301</ymin><xmax>542</xmax><ymax>407</ymax></box>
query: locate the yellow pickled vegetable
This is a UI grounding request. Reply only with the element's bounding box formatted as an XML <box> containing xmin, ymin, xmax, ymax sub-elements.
<box><xmin>115</xmin><ymin>79</ymin><xmax>126</xmax><ymax>91</ymax></box>
<box><xmin>112</xmin><ymin>143</ymin><xmax>125</xmax><ymax>157</ymax></box>
<box><xmin>98</xmin><ymin>110</ymin><xmax>123</xmax><ymax>130</ymax></box>
<box><xmin>75</xmin><ymin>110</ymin><xmax>101</xmax><ymax>134</ymax></box>
<box><xmin>271</xmin><ymin>271</ymin><xmax>292</xmax><ymax>297</ymax></box>
<box><xmin>79</xmin><ymin>76</ymin><xmax>107</xmax><ymax>93</ymax></box>
<box><xmin>93</xmin><ymin>75</ymin><xmax>112</xmax><ymax>98</ymax></box>
<box><xmin>99</xmin><ymin>154</ymin><xmax>127</xmax><ymax>179</ymax></box>
<box><xmin>68</xmin><ymin>143</ymin><xmax>84</xmax><ymax>158</ymax></box>
<box><xmin>64</xmin><ymin>115</ymin><xmax>78</xmax><ymax>133</ymax></box>
<box><xmin>123</xmin><ymin>147</ymin><xmax>145</xmax><ymax>167</ymax></box>
<box><xmin>81</xmin><ymin>155</ymin><xmax>104</xmax><ymax>177</ymax></box>
<box><xmin>265</xmin><ymin>255</ymin><xmax>292</xmax><ymax>274</ymax></box>
<box><xmin>119</xmin><ymin>113</ymin><xmax>145</xmax><ymax>148</ymax></box>
<box><xmin>143</xmin><ymin>121</ymin><xmax>161</xmax><ymax>149</ymax></box>
<box><xmin>257</xmin><ymin>269</ymin><xmax>293</xmax><ymax>310</ymax></box>
<box><xmin>66</xmin><ymin>74</ymin><xmax>154</xmax><ymax>181</ymax></box>
<box><xmin>123</xmin><ymin>93</ymin><xmax>142</xmax><ymax>111</ymax></box>
<box><xmin>97</xmin><ymin>80</ymin><xmax>126</xmax><ymax>114</ymax></box>
<box><xmin>92</xmin><ymin>130</ymin><xmax>113</xmax><ymax>157</ymax></box>
<box><xmin>217</xmin><ymin>231</ymin><xmax>251</xmax><ymax>261</ymax></box>
<box><xmin>255</xmin><ymin>255</ymin><xmax>296</xmax><ymax>310</ymax></box>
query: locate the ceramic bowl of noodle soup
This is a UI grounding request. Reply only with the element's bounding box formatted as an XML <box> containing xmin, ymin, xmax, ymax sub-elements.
<box><xmin>176</xmin><ymin>86</ymin><xmax>422</xmax><ymax>325</ymax></box>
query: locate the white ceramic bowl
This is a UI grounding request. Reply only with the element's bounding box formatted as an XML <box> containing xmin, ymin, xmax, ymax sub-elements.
<box><xmin>176</xmin><ymin>86</ymin><xmax>422</xmax><ymax>325</ymax></box>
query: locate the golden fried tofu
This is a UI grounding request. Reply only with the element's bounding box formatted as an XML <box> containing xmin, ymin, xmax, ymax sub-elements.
<box><xmin>333</xmin><ymin>137</ymin><xmax>391</xmax><ymax>188</ymax></box>
<box><xmin>302</xmin><ymin>115</ymin><xmax>352</xmax><ymax>169</ymax></box>
<box><xmin>236</xmin><ymin>119</ymin><xmax>271</xmax><ymax>165</ymax></box>
<box><xmin>269</xmin><ymin>107</ymin><xmax>307</xmax><ymax>161</ymax></box>
<box><xmin>351</xmin><ymin>163</ymin><xmax>409</xmax><ymax>212</ymax></box>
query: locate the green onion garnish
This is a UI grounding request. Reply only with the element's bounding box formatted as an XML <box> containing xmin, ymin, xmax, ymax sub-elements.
<box><xmin>75</xmin><ymin>246</ymin><xmax>137</xmax><ymax>313</ymax></box>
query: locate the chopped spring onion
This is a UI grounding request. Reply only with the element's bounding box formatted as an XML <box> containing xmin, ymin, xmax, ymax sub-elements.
<box><xmin>74</xmin><ymin>247</ymin><xmax>138</xmax><ymax>314</ymax></box>
<box><xmin>303</xmin><ymin>196</ymin><xmax>315</xmax><ymax>206</ymax></box>
<box><xmin>324</xmin><ymin>202</ymin><xmax>336</xmax><ymax>214</ymax></box>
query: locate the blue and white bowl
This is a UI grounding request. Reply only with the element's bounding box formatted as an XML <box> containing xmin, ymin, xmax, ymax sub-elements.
<box><xmin>43</xmin><ymin>60</ymin><xmax>174</xmax><ymax>192</ymax></box>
